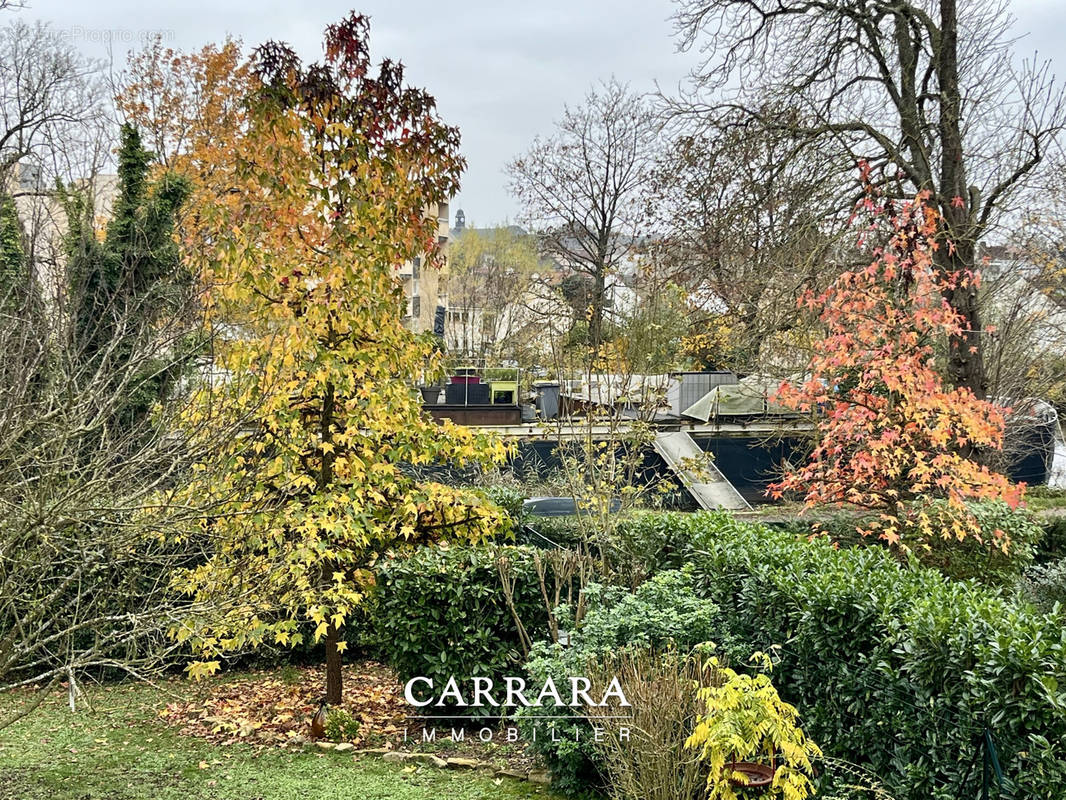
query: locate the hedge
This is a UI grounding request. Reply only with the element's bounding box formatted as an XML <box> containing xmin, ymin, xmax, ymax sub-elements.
<box><xmin>641</xmin><ymin>511</ymin><xmax>1066</xmax><ymax>800</ymax></box>
<box><xmin>371</xmin><ymin>513</ymin><xmax>1066</xmax><ymax>798</ymax></box>
<box><xmin>371</xmin><ymin>544</ymin><xmax>548</xmax><ymax>714</ymax></box>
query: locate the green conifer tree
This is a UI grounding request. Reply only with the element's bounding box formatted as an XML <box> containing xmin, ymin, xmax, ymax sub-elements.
<box><xmin>62</xmin><ymin>123</ymin><xmax>192</xmax><ymax>430</ymax></box>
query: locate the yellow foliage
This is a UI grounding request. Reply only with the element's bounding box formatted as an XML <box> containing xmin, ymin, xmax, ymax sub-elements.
<box><xmin>120</xmin><ymin>27</ymin><xmax>509</xmax><ymax>664</ymax></box>
<box><xmin>686</xmin><ymin>654</ymin><xmax>821</xmax><ymax>800</ymax></box>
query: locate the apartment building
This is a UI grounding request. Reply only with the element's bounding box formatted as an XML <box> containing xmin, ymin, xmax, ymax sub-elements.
<box><xmin>10</xmin><ymin>160</ymin><xmax>452</xmax><ymax>336</ymax></box>
<box><xmin>6</xmin><ymin>162</ymin><xmax>119</xmax><ymax>303</ymax></box>
<box><xmin>398</xmin><ymin>200</ymin><xmax>450</xmax><ymax>334</ymax></box>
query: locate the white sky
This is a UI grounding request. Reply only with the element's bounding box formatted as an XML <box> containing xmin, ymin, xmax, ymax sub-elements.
<box><xmin>19</xmin><ymin>0</ymin><xmax>1066</xmax><ymax>225</ymax></box>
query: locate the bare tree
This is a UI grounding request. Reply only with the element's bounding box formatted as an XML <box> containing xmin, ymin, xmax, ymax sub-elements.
<box><xmin>672</xmin><ymin>0</ymin><xmax>1066</xmax><ymax>398</ymax></box>
<box><xmin>977</xmin><ymin>166</ymin><xmax>1066</xmax><ymax>412</ymax></box>
<box><xmin>0</xmin><ymin>121</ymin><xmax>242</xmax><ymax>722</ymax></box>
<box><xmin>0</xmin><ymin>233</ymin><xmax>228</xmax><ymax>720</ymax></box>
<box><xmin>648</xmin><ymin>108</ymin><xmax>854</xmax><ymax>373</ymax></box>
<box><xmin>0</xmin><ymin>19</ymin><xmax>107</xmax><ymax>185</ymax></box>
<box><xmin>508</xmin><ymin>79</ymin><xmax>660</xmax><ymax>352</ymax></box>
<box><xmin>0</xmin><ymin>274</ymin><xmax>204</xmax><ymax>713</ymax></box>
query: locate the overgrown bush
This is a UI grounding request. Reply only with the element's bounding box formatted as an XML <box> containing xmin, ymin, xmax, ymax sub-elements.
<box><xmin>572</xmin><ymin>570</ymin><xmax>741</xmax><ymax>656</ymax></box>
<box><xmin>585</xmin><ymin>648</ymin><xmax>715</xmax><ymax>800</ymax></box>
<box><xmin>518</xmin><ymin>570</ymin><xmax>741</xmax><ymax>794</ymax></box>
<box><xmin>1021</xmin><ymin>558</ymin><xmax>1066</xmax><ymax>612</ymax></box>
<box><xmin>371</xmin><ymin>545</ymin><xmax>548</xmax><ymax>714</ymax></box>
<box><xmin>778</xmin><ymin>500</ymin><xmax>1042</xmax><ymax>585</ymax></box>
<box><xmin>901</xmin><ymin>499</ymin><xmax>1042</xmax><ymax>584</ymax></box>
<box><xmin>631</xmin><ymin>511</ymin><xmax>1066</xmax><ymax>800</ymax></box>
<box><xmin>604</xmin><ymin>512</ymin><xmax>715</xmax><ymax>576</ymax></box>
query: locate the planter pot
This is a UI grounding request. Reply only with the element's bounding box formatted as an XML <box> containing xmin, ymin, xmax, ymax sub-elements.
<box><xmin>445</xmin><ymin>383</ymin><xmax>490</xmax><ymax>404</ymax></box>
<box><xmin>726</xmin><ymin>761</ymin><xmax>775</xmax><ymax>791</ymax></box>
<box><xmin>419</xmin><ymin>386</ymin><xmax>442</xmax><ymax>404</ymax></box>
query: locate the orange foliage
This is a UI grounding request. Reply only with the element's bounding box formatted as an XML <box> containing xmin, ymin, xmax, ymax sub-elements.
<box><xmin>769</xmin><ymin>189</ymin><xmax>1023</xmax><ymax>548</ymax></box>
<box><xmin>116</xmin><ymin>37</ymin><xmax>255</xmax><ymax>260</ymax></box>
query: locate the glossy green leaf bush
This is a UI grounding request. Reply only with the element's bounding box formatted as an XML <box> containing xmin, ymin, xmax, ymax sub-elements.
<box><xmin>638</xmin><ymin>511</ymin><xmax>1066</xmax><ymax>800</ymax></box>
<box><xmin>372</xmin><ymin>545</ymin><xmax>548</xmax><ymax>714</ymax></box>
<box><xmin>777</xmin><ymin>500</ymin><xmax>1043</xmax><ymax>585</ymax></box>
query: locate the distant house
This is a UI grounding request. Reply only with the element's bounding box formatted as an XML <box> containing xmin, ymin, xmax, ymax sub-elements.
<box><xmin>442</xmin><ymin>211</ymin><xmax>558</xmax><ymax>360</ymax></box>
<box><xmin>442</xmin><ymin>210</ymin><xmax>645</xmax><ymax>360</ymax></box>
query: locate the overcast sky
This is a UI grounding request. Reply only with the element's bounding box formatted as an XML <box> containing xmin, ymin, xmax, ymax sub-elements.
<box><xmin>21</xmin><ymin>0</ymin><xmax>1066</xmax><ymax>225</ymax></box>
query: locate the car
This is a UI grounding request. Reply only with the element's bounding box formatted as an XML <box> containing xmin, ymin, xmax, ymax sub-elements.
<box><xmin>521</xmin><ymin>496</ymin><xmax>622</xmax><ymax>517</ymax></box>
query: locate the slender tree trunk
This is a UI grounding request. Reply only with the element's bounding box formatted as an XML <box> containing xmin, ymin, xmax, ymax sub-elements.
<box><xmin>320</xmin><ymin>378</ymin><xmax>342</xmax><ymax>703</ymax></box>
<box><xmin>325</xmin><ymin>624</ymin><xmax>342</xmax><ymax>704</ymax></box>
<box><xmin>590</xmin><ymin>266</ymin><xmax>606</xmax><ymax>352</ymax></box>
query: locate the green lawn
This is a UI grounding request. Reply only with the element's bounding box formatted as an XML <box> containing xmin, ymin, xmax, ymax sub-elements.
<box><xmin>1025</xmin><ymin>485</ymin><xmax>1066</xmax><ymax>513</ymax></box>
<box><xmin>0</xmin><ymin>681</ymin><xmax>562</xmax><ymax>800</ymax></box>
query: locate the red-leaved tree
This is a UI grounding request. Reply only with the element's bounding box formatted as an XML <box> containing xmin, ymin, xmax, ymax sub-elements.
<box><xmin>770</xmin><ymin>185</ymin><xmax>1023</xmax><ymax>548</ymax></box>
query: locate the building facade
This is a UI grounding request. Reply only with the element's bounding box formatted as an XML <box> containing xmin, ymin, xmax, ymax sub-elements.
<box><xmin>398</xmin><ymin>200</ymin><xmax>450</xmax><ymax>334</ymax></box>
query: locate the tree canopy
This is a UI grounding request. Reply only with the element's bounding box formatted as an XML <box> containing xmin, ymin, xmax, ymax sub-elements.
<box><xmin>155</xmin><ymin>15</ymin><xmax>509</xmax><ymax>702</ymax></box>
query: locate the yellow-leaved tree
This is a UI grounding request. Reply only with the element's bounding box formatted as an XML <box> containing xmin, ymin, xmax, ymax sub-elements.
<box><xmin>136</xmin><ymin>15</ymin><xmax>508</xmax><ymax>702</ymax></box>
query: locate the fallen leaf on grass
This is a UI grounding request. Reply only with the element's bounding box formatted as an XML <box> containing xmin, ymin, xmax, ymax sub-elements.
<box><xmin>160</xmin><ymin>662</ymin><xmax>409</xmax><ymax>752</ymax></box>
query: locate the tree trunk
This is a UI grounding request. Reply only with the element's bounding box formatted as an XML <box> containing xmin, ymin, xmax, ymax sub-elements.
<box><xmin>942</xmin><ymin>261</ymin><xmax>986</xmax><ymax>400</ymax></box>
<box><xmin>935</xmin><ymin>219</ymin><xmax>986</xmax><ymax>399</ymax></box>
<box><xmin>320</xmin><ymin>379</ymin><xmax>342</xmax><ymax>704</ymax></box>
<box><xmin>590</xmin><ymin>267</ymin><xmax>606</xmax><ymax>352</ymax></box>
<box><xmin>936</xmin><ymin>0</ymin><xmax>986</xmax><ymax>400</ymax></box>
<box><xmin>325</xmin><ymin>623</ymin><xmax>342</xmax><ymax>704</ymax></box>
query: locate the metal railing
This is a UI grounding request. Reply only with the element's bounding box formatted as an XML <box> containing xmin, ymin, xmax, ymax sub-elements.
<box><xmin>418</xmin><ymin>361</ymin><xmax>526</xmax><ymax>408</ymax></box>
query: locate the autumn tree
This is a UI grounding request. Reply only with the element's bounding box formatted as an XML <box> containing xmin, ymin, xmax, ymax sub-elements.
<box><xmin>672</xmin><ymin>0</ymin><xmax>1066</xmax><ymax>398</ymax></box>
<box><xmin>445</xmin><ymin>225</ymin><xmax>540</xmax><ymax>360</ymax></box>
<box><xmin>770</xmin><ymin>186</ymin><xmax>1023</xmax><ymax>548</ymax></box>
<box><xmin>612</xmin><ymin>277</ymin><xmax>691</xmax><ymax>374</ymax></box>
<box><xmin>648</xmin><ymin>110</ymin><xmax>852</xmax><ymax>373</ymax></box>
<box><xmin>508</xmin><ymin>79</ymin><xmax>659</xmax><ymax>352</ymax></box>
<box><xmin>117</xmin><ymin>36</ymin><xmax>251</xmax><ymax>173</ymax></box>
<box><xmin>117</xmin><ymin>35</ymin><xmax>255</xmax><ymax>289</ymax></box>
<box><xmin>164</xmin><ymin>16</ymin><xmax>508</xmax><ymax>703</ymax></box>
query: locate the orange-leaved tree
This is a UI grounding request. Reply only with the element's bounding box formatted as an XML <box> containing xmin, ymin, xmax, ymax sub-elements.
<box><xmin>769</xmin><ymin>185</ymin><xmax>1023</xmax><ymax>549</ymax></box>
<box><xmin>130</xmin><ymin>15</ymin><xmax>509</xmax><ymax>703</ymax></box>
